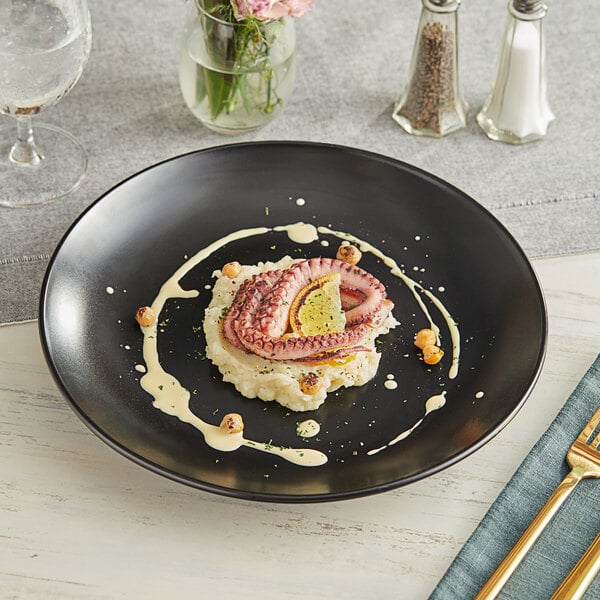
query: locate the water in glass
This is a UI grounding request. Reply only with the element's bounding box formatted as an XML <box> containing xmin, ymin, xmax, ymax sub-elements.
<box><xmin>0</xmin><ymin>0</ymin><xmax>91</xmax><ymax>207</ymax></box>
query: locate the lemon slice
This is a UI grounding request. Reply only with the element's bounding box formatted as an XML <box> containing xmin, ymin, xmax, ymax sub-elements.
<box><xmin>310</xmin><ymin>352</ymin><xmax>357</xmax><ymax>367</ymax></box>
<box><xmin>289</xmin><ymin>273</ymin><xmax>346</xmax><ymax>336</ymax></box>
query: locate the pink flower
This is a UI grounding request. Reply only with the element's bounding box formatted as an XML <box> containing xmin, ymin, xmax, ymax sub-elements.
<box><xmin>231</xmin><ymin>0</ymin><xmax>314</xmax><ymax>21</ymax></box>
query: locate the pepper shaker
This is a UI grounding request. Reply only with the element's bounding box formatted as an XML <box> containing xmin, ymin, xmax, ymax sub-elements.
<box><xmin>477</xmin><ymin>0</ymin><xmax>554</xmax><ymax>144</ymax></box>
<box><xmin>392</xmin><ymin>0</ymin><xmax>468</xmax><ymax>137</ymax></box>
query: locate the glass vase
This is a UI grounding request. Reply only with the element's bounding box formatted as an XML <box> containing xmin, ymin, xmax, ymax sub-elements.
<box><xmin>179</xmin><ymin>0</ymin><xmax>296</xmax><ymax>135</ymax></box>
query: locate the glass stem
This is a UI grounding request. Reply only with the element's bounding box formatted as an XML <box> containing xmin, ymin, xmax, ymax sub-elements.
<box><xmin>9</xmin><ymin>117</ymin><xmax>43</xmax><ymax>166</ymax></box>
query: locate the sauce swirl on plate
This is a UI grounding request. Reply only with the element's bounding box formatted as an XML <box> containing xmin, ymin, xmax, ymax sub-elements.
<box><xmin>136</xmin><ymin>222</ymin><xmax>461</xmax><ymax>467</ymax></box>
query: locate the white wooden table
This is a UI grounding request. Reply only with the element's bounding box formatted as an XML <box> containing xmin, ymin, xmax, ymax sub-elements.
<box><xmin>1</xmin><ymin>251</ymin><xmax>599</xmax><ymax>599</ymax></box>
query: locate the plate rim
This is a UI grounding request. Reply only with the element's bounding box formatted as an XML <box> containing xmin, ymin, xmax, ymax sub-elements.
<box><xmin>38</xmin><ymin>140</ymin><xmax>548</xmax><ymax>502</ymax></box>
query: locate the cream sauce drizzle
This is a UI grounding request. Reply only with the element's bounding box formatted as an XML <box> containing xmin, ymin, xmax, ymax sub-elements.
<box><xmin>139</xmin><ymin>225</ymin><xmax>326</xmax><ymax>467</ymax></box>
<box><xmin>367</xmin><ymin>392</ymin><xmax>447</xmax><ymax>455</ymax></box>
<box><xmin>137</xmin><ymin>221</ymin><xmax>461</xmax><ymax>466</ymax></box>
<box><xmin>317</xmin><ymin>226</ymin><xmax>460</xmax><ymax>380</ymax></box>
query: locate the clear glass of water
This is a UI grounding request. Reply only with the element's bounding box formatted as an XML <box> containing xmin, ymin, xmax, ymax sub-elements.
<box><xmin>0</xmin><ymin>0</ymin><xmax>92</xmax><ymax>207</ymax></box>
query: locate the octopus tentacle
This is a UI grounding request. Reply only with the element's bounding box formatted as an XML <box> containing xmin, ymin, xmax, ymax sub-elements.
<box><xmin>221</xmin><ymin>258</ymin><xmax>388</xmax><ymax>361</ymax></box>
<box><xmin>221</xmin><ymin>269</ymin><xmax>283</xmax><ymax>352</ymax></box>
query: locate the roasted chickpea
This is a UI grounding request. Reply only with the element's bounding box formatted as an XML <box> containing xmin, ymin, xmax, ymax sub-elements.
<box><xmin>414</xmin><ymin>328</ymin><xmax>437</xmax><ymax>349</ymax></box>
<box><xmin>135</xmin><ymin>306</ymin><xmax>156</xmax><ymax>327</ymax></box>
<box><xmin>336</xmin><ymin>243</ymin><xmax>362</xmax><ymax>265</ymax></box>
<box><xmin>299</xmin><ymin>372</ymin><xmax>323</xmax><ymax>395</ymax></box>
<box><xmin>219</xmin><ymin>413</ymin><xmax>244</xmax><ymax>434</ymax></box>
<box><xmin>422</xmin><ymin>344</ymin><xmax>444</xmax><ymax>365</ymax></box>
<box><xmin>222</xmin><ymin>261</ymin><xmax>242</xmax><ymax>279</ymax></box>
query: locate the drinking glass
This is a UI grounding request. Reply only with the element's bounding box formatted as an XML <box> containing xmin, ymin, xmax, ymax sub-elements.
<box><xmin>0</xmin><ymin>0</ymin><xmax>91</xmax><ymax>207</ymax></box>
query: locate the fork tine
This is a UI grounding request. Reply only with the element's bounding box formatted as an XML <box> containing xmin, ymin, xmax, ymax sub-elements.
<box><xmin>591</xmin><ymin>431</ymin><xmax>600</xmax><ymax>450</ymax></box>
<box><xmin>579</xmin><ymin>406</ymin><xmax>600</xmax><ymax>444</ymax></box>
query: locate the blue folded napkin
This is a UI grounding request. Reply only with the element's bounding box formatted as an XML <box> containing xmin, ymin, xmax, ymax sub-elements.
<box><xmin>430</xmin><ymin>354</ymin><xmax>600</xmax><ymax>600</ymax></box>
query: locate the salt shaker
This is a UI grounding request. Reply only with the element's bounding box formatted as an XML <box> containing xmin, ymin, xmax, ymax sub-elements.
<box><xmin>392</xmin><ymin>0</ymin><xmax>468</xmax><ymax>137</ymax></box>
<box><xmin>477</xmin><ymin>0</ymin><xmax>554</xmax><ymax>144</ymax></box>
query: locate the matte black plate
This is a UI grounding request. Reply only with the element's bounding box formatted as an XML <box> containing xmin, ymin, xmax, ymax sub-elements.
<box><xmin>39</xmin><ymin>142</ymin><xmax>546</xmax><ymax>502</ymax></box>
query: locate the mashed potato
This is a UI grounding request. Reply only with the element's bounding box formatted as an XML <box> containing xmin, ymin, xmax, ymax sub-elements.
<box><xmin>204</xmin><ymin>256</ymin><xmax>398</xmax><ymax>412</ymax></box>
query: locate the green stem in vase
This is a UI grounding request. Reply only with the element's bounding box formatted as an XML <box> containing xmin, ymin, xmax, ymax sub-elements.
<box><xmin>204</xmin><ymin>37</ymin><xmax>236</xmax><ymax>119</ymax></box>
<box><xmin>226</xmin><ymin>75</ymin><xmax>241</xmax><ymax>114</ymax></box>
<box><xmin>265</xmin><ymin>68</ymin><xmax>274</xmax><ymax>113</ymax></box>
<box><xmin>198</xmin><ymin>0</ymin><xmax>238</xmax><ymax>119</ymax></box>
<box><xmin>224</xmin><ymin>25</ymin><xmax>254</xmax><ymax>115</ymax></box>
<box><xmin>204</xmin><ymin>71</ymin><xmax>227</xmax><ymax>119</ymax></box>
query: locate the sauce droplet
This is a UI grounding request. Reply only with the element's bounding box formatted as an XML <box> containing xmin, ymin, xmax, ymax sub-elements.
<box><xmin>384</xmin><ymin>374</ymin><xmax>398</xmax><ymax>390</ymax></box>
<box><xmin>296</xmin><ymin>419</ymin><xmax>320</xmax><ymax>438</ymax></box>
<box><xmin>274</xmin><ymin>222</ymin><xmax>318</xmax><ymax>244</ymax></box>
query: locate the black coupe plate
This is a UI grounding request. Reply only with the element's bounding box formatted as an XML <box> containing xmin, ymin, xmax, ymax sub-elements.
<box><xmin>39</xmin><ymin>142</ymin><xmax>546</xmax><ymax>502</ymax></box>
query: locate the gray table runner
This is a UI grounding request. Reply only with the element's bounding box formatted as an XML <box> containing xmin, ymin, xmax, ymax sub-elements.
<box><xmin>1</xmin><ymin>0</ymin><xmax>598</xmax><ymax>324</ymax></box>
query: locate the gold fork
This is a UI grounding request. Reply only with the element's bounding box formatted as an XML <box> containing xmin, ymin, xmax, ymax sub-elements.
<box><xmin>475</xmin><ymin>405</ymin><xmax>600</xmax><ymax>600</ymax></box>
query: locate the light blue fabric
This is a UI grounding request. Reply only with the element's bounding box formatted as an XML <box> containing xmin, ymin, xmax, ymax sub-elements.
<box><xmin>430</xmin><ymin>354</ymin><xmax>600</xmax><ymax>600</ymax></box>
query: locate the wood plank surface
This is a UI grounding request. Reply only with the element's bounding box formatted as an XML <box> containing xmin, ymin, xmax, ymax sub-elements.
<box><xmin>1</xmin><ymin>252</ymin><xmax>599</xmax><ymax>599</ymax></box>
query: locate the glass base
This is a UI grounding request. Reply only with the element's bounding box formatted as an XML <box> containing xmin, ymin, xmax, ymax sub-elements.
<box><xmin>186</xmin><ymin>98</ymin><xmax>284</xmax><ymax>135</ymax></box>
<box><xmin>201</xmin><ymin>120</ymin><xmax>268</xmax><ymax>136</ymax></box>
<box><xmin>476</xmin><ymin>110</ymin><xmax>551</xmax><ymax>145</ymax></box>
<box><xmin>0</xmin><ymin>122</ymin><xmax>87</xmax><ymax>207</ymax></box>
<box><xmin>392</xmin><ymin>104</ymin><xmax>468</xmax><ymax>139</ymax></box>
